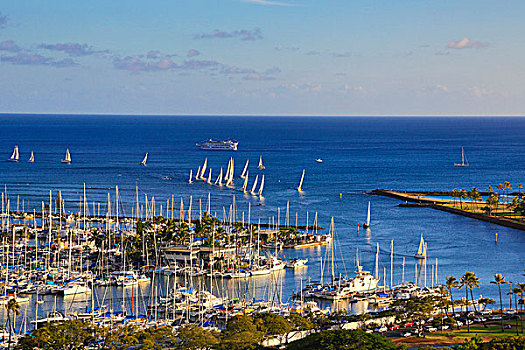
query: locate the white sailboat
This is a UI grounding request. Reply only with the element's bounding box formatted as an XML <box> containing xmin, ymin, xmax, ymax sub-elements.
<box><xmin>297</xmin><ymin>169</ymin><xmax>305</xmax><ymax>192</ymax></box>
<box><xmin>206</xmin><ymin>168</ymin><xmax>212</xmax><ymax>184</ymax></box>
<box><xmin>28</xmin><ymin>151</ymin><xmax>34</xmax><ymax>163</ymax></box>
<box><xmin>454</xmin><ymin>147</ymin><xmax>469</xmax><ymax>167</ymax></box>
<box><xmin>215</xmin><ymin>168</ymin><xmax>223</xmax><ymax>186</ymax></box>
<box><xmin>250</xmin><ymin>174</ymin><xmax>259</xmax><ymax>195</ymax></box>
<box><xmin>414</xmin><ymin>234</ymin><xmax>426</xmax><ymax>259</ymax></box>
<box><xmin>258</xmin><ymin>174</ymin><xmax>265</xmax><ymax>197</ymax></box>
<box><xmin>139</xmin><ymin>153</ymin><xmax>148</xmax><ymax>166</ymax></box>
<box><xmin>240</xmin><ymin>159</ymin><xmax>249</xmax><ymax>179</ymax></box>
<box><xmin>257</xmin><ymin>156</ymin><xmax>265</xmax><ymax>170</ymax></box>
<box><xmin>8</xmin><ymin>145</ymin><xmax>19</xmax><ymax>162</ymax></box>
<box><xmin>226</xmin><ymin>158</ymin><xmax>234</xmax><ymax>187</ymax></box>
<box><xmin>241</xmin><ymin>171</ymin><xmax>249</xmax><ymax>192</ymax></box>
<box><xmin>200</xmin><ymin>158</ymin><xmax>208</xmax><ymax>179</ymax></box>
<box><xmin>188</xmin><ymin>169</ymin><xmax>193</xmax><ymax>184</ymax></box>
<box><xmin>62</xmin><ymin>148</ymin><xmax>72</xmax><ymax>164</ymax></box>
<box><xmin>363</xmin><ymin>201</ymin><xmax>371</xmax><ymax>229</ymax></box>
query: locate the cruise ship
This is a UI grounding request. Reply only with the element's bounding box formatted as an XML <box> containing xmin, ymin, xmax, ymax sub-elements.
<box><xmin>196</xmin><ymin>139</ymin><xmax>238</xmax><ymax>151</ymax></box>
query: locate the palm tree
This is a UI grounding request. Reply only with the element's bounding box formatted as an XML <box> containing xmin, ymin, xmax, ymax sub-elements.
<box><xmin>504</xmin><ymin>182</ymin><xmax>512</xmax><ymax>203</ymax></box>
<box><xmin>452</xmin><ymin>189</ymin><xmax>459</xmax><ymax>208</ymax></box>
<box><xmin>446</xmin><ymin>275</ymin><xmax>458</xmax><ymax>316</ymax></box>
<box><xmin>5</xmin><ymin>298</ymin><xmax>20</xmax><ymax>350</ymax></box>
<box><xmin>488</xmin><ymin>185</ymin><xmax>494</xmax><ymax>193</ymax></box>
<box><xmin>497</xmin><ymin>183</ymin><xmax>504</xmax><ymax>211</ymax></box>
<box><xmin>459</xmin><ymin>189</ymin><xmax>468</xmax><ymax>210</ymax></box>
<box><xmin>491</xmin><ymin>273</ymin><xmax>507</xmax><ymax>332</ymax></box>
<box><xmin>459</xmin><ymin>271</ymin><xmax>480</xmax><ymax>332</ymax></box>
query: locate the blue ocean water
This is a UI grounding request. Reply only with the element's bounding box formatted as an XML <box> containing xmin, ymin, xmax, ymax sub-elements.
<box><xmin>0</xmin><ymin>114</ymin><xmax>524</xmax><ymax>307</ymax></box>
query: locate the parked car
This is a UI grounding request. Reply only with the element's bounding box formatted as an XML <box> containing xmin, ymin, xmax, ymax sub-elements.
<box><xmin>489</xmin><ymin>315</ymin><xmax>502</xmax><ymax>320</ymax></box>
<box><xmin>403</xmin><ymin>322</ymin><xmax>414</xmax><ymax>327</ymax></box>
<box><xmin>402</xmin><ymin>331</ymin><xmax>412</xmax><ymax>337</ymax></box>
<box><xmin>438</xmin><ymin>325</ymin><xmax>449</xmax><ymax>330</ymax></box>
<box><xmin>389</xmin><ymin>325</ymin><xmax>400</xmax><ymax>330</ymax></box>
<box><xmin>424</xmin><ymin>326</ymin><xmax>437</xmax><ymax>332</ymax></box>
<box><xmin>504</xmin><ymin>310</ymin><xmax>517</xmax><ymax>315</ymax></box>
<box><xmin>473</xmin><ymin>317</ymin><xmax>486</xmax><ymax>323</ymax></box>
<box><xmin>375</xmin><ymin>326</ymin><xmax>388</xmax><ymax>333</ymax></box>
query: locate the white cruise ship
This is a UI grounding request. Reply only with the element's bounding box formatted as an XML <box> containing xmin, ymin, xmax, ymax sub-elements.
<box><xmin>196</xmin><ymin>139</ymin><xmax>238</xmax><ymax>151</ymax></box>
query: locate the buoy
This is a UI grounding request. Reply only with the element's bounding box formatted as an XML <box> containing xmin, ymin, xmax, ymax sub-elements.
<box><xmin>495</xmin><ymin>233</ymin><xmax>498</xmax><ymax>243</ymax></box>
<box><xmin>340</xmin><ymin>193</ymin><xmax>342</xmax><ymax>199</ymax></box>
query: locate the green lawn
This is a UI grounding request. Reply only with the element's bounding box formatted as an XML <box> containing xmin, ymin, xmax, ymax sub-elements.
<box><xmin>427</xmin><ymin>321</ymin><xmax>524</xmax><ymax>340</ymax></box>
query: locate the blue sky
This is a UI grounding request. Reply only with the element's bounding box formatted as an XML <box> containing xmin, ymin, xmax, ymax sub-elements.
<box><xmin>0</xmin><ymin>0</ymin><xmax>523</xmax><ymax>115</ymax></box>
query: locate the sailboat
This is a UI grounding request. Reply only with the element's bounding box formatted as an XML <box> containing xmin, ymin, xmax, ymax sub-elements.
<box><xmin>188</xmin><ymin>169</ymin><xmax>193</xmax><ymax>184</ymax></box>
<box><xmin>363</xmin><ymin>201</ymin><xmax>371</xmax><ymax>229</ymax></box>
<box><xmin>206</xmin><ymin>168</ymin><xmax>212</xmax><ymax>184</ymax></box>
<box><xmin>297</xmin><ymin>169</ymin><xmax>305</xmax><ymax>192</ymax></box>
<box><xmin>61</xmin><ymin>149</ymin><xmax>71</xmax><ymax>164</ymax></box>
<box><xmin>28</xmin><ymin>151</ymin><xmax>34</xmax><ymax>163</ymax></box>
<box><xmin>139</xmin><ymin>153</ymin><xmax>148</xmax><ymax>166</ymax></box>
<box><xmin>454</xmin><ymin>147</ymin><xmax>469</xmax><ymax>167</ymax></box>
<box><xmin>250</xmin><ymin>174</ymin><xmax>259</xmax><ymax>195</ymax></box>
<box><xmin>257</xmin><ymin>156</ymin><xmax>265</xmax><ymax>170</ymax></box>
<box><xmin>414</xmin><ymin>234</ymin><xmax>426</xmax><ymax>259</ymax></box>
<box><xmin>8</xmin><ymin>145</ymin><xmax>19</xmax><ymax>162</ymax></box>
<box><xmin>241</xmin><ymin>171</ymin><xmax>249</xmax><ymax>192</ymax></box>
<box><xmin>240</xmin><ymin>159</ymin><xmax>249</xmax><ymax>179</ymax></box>
<box><xmin>258</xmin><ymin>175</ymin><xmax>265</xmax><ymax>197</ymax></box>
<box><xmin>215</xmin><ymin>168</ymin><xmax>223</xmax><ymax>186</ymax></box>
<box><xmin>226</xmin><ymin>158</ymin><xmax>234</xmax><ymax>187</ymax></box>
<box><xmin>200</xmin><ymin>158</ymin><xmax>208</xmax><ymax>180</ymax></box>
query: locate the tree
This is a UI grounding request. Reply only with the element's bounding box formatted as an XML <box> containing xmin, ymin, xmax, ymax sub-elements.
<box><xmin>220</xmin><ymin>316</ymin><xmax>265</xmax><ymax>350</ymax></box>
<box><xmin>286</xmin><ymin>329</ymin><xmax>404</xmax><ymax>350</ymax></box>
<box><xmin>469</xmin><ymin>187</ymin><xmax>482</xmax><ymax>211</ymax></box>
<box><xmin>485</xmin><ymin>194</ymin><xmax>499</xmax><ymax>216</ymax></box>
<box><xmin>490</xmin><ymin>274</ymin><xmax>507</xmax><ymax>332</ymax></box>
<box><xmin>459</xmin><ymin>271</ymin><xmax>481</xmax><ymax>333</ymax></box>
<box><xmin>459</xmin><ymin>189</ymin><xmax>468</xmax><ymax>210</ymax></box>
<box><xmin>446</xmin><ymin>276</ymin><xmax>459</xmax><ymax>316</ymax></box>
<box><xmin>177</xmin><ymin>325</ymin><xmax>220</xmax><ymax>349</ymax></box>
<box><xmin>452</xmin><ymin>189</ymin><xmax>459</xmax><ymax>208</ymax></box>
<box><xmin>16</xmin><ymin>320</ymin><xmax>96</xmax><ymax>350</ymax></box>
<box><xmin>6</xmin><ymin>298</ymin><xmax>20</xmax><ymax>350</ymax></box>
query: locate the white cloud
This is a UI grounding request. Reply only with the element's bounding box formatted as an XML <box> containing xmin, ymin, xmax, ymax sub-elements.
<box><xmin>448</xmin><ymin>37</ymin><xmax>490</xmax><ymax>49</ymax></box>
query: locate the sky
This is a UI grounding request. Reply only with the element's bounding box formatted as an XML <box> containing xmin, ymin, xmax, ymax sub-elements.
<box><xmin>0</xmin><ymin>0</ymin><xmax>523</xmax><ymax>116</ymax></box>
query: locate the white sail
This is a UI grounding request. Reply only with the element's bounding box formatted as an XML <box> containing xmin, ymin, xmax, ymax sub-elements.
<box><xmin>62</xmin><ymin>148</ymin><xmax>71</xmax><ymax>164</ymax></box>
<box><xmin>240</xmin><ymin>159</ymin><xmax>249</xmax><ymax>179</ymax></box>
<box><xmin>415</xmin><ymin>234</ymin><xmax>425</xmax><ymax>258</ymax></box>
<box><xmin>229</xmin><ymin>158</ymin><xmax>234</xmax><ymax>180</ymax></box>
<box><xmin>226</xmin><ymin>158</ymin><xmax>234</xmax><ymax>186</ymax></box>
<box><xmin>242</xmin><ymin>171</ymin><xmax>249</xmax><ymax>192</ymax></box>
<box><xmin>200</xmin><ymin>158</ymin><xmax>208</xmax><ymax>179</ymax></box>
<box><xmin>251</xmin><ymin>174</ymin><xmax>259</xmax><ymax>194</ymax></box>
<box><xmin>297</xmin><ymin>169</ymin><xmax>305</xmax><ymax>191</ymax></box>
<box><xmin>9</xmin><ymin>145</ymin><xmax>19</xmax><ymax>161</ymax></box>
<box><xmin>196</xmin><ymin>166</ymin><xmax>201</xmax><ymax>181</ymax></box>
<box><xmin>258</xmin><ymin>174</ymin><xmax>265</xmax><ymax>197</ymax></box>
<box><xmin>257</xmin><ymin>156</ymin><xmax>265</xmax><ymax>170</ymax></box>
<box><xmin>140</xmin><ymin>153</ymin><xmax>147</xmax><ymax>166</ymax></box>
<box><xmin>188</xmin><ymin>169</ymin><xmax>193</xmax><ymax>184</ymax></box>
<box><xmin>28</xmin><ymin>151</ymin><xmax>34</xmax><ymax>163</ymax></box>
<box><xmin>224</xmin><ymin>159</ymin><xmax>231</xmax><ymax>183</ymax></box>
<box><xmin>365</xmin><ymin>201</ymin><xmax>371</xmax><ymax>227</ymax></box>
<box><xmin>215</xmin><ymin>168</ymin><xmax>223</xmax><ymax>186</ymax></box>
<box><xmin>207</xmin><ymin>168</ymin><xmax>212</xmax><ymax>184</ymax></box>
<box><xmin>454</xmin><ymin>147</ymin><xmax>469</xmax><ymax>167</ymax></box>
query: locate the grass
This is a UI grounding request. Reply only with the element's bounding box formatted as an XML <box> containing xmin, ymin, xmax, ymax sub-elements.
<box><xmin>427</xmin><ymin>321</ymin><xmax>525</xmax><ymax>340</ymax></box>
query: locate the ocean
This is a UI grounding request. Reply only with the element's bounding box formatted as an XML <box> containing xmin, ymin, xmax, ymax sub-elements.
<box><xmin>0</xmin><ymin>114</ymin><xmax>524</xmax><ymax>319</ymax></box>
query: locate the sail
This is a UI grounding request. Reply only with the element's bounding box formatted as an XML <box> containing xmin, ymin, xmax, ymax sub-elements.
<box><xmin>196</xmin><ymin>166</ymin><xmax>201</xmax><ymax>181</ymax></box>
<box><xmin>251</xmin><ymin>174</ymin><xmax>259</xmax><ymax>194</ymax></box>
<box><xmin>417</xmin><ymin>235</ymin><xmax>424</xmax><ymax>256</ymax></box>
<box><xmin>201</xmin><ymin>158</ymin><xmax>208</xmax><ymax>179</ymax></box>
<box><xmin>64</xmin><ymin>148</ymin><xmax>72</xmax><ymax>163</ymax></box>
<box><xmin>188</xmin><ymin>169</ymin><xmax>193</xmax><ymax>184</ymax></box>
<box><xmin>140</xmin><ymin>153</ymin><xmax>147</xmax><ymax>166</ymax></box>
<box><xmin>226</xmin><ymin>158</ymin><xmax>234</xmax><ymax>186</ymax></box>
<box><xmin>258</xmin><ymin>175</ymin><xmax>265</xmax><ymax>196</ymax></box>
<box><xmin>224</xmin><ymin>159</ymin><xmax>231</xmax><ymax>183</ymax></box>
<box><xmin>240</xmin><ymin>159</ymin><xmax>249</xmax><ymax>179</ymax></box>
<box><xmin>242</xmin><ymin>171</ymin><xmax>249</xmax><ymax>192</ymax></box>
<box><xmin>297</xmin><ymin>169</ymin><xmax>305</xmax><ymax>191</ymax></box>
<box><xmin>28</xmin><ymin>151</ymin><xmax>34</xmax><ymax>163</ymax></box>
<box><xmin>9</xmin><ymin>145</ymin><xmax>19</xmax><ymax>161</ymax></box>
<box><xmin>207</xmin><ymin>168</ymin><xmax>212</xmax><ymax>184</ymax></box>
<box><xmin>257</xmin><ymin>156</ymin><xmax>265</xmax><ymax>169</ymax></box>
<box><xmin>365</xmin><ymin>201</ymin><xmax>371</xmax><ymax>226</ymax></box>
<box><xmin>215</xmin><ymin>168</ymin><xmax>223</xmax><ymax>186</ymax></box>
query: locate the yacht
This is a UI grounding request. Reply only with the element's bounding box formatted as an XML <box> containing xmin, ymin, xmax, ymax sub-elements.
<box><xmin>196</xmin><ymin>139</ymin><xmax>238</xmax><ymax>151</ymax></box>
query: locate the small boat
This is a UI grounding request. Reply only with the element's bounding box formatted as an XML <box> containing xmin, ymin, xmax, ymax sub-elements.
<box><xmin>8</xmin><ymin>145</ymin><xmax>19</xmax><ymax>162</ymax></box>
<box><xmin>240</xmin><ymin>159</ymin><xmax>249</xmax><ymax>179</ymax></box>
<box><xmin>257</xmin><ymin>156</ymin><xmax>265</xmax><ymax>170</ymax></box>
<box><xmin>188</xmin><ymin>169</ymin><xmax>193</xmax><ymax>184</ymax></box>
<box><xmin>28</xmin><ymin>151</ymin><xmax>34</xmax><ymax>163</ymax></box>
<box><xmin>61</xmin><ymin>148</ymin><xmax>71</xmax><ymax>164</ymax></box>
<box><xmin>286</xmin><ymin>258</ymin><xmax>308</xmax><ymax>268</ymax></box>
<box><xmin>315</xmin><ymin>158</ymin><xmax>323</xmax><ymax>163</ymax></box>
<box><xmin>363</xmin><ymin>201</ymin><xmax>371</xmax><ymax>229</ymax></box>
<box><xmin>454</xmin><ymin>147</ymin><xmax>469</xmax><ymax>167</ymax></box>
<box><xmin>241</xmin><ymin>171</ymin><xmax>249</xmax><ymax>192</ymax></box>
<box><xmin>414</xmin><ymin>234</ymin><xmax>426</xmax><ymax>259</ymax></box>
<box><xmin>297</xmin><ymin>169</ymin><xmax>305</xmax><ymax>192</ymax></box>
<box><xmin>140</xmin><ymin>153</ymin><xmax>148</xmax><ymax>166</ymax></box>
